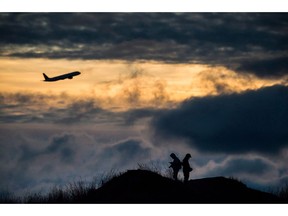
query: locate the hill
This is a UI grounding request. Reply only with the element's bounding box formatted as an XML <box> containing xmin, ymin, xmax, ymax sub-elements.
<box><xmin>1</xmin><ymin>169</ymin><xmax>282</xmax><ymax>203</ymax></box>
<box><xmin>84</xmin><ymin>169</ymin><xmax>280</xmax><ymax>203</ymax></box>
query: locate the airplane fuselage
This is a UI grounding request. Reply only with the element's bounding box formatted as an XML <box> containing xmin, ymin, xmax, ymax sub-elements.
<box><xmin>43</xmin><ymin>71</ymin><xmax>81</xmax><ymax>82</ymax></box>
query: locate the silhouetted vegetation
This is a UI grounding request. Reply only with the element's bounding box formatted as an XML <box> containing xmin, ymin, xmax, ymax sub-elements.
<box><xmin>0</xmin><ymin>166</ymin><xmax>287</xmax><ymax>203</ymax></box>
<box><xmin>0</xmin><ymin>170</ymin><xmax>118</xmax><ymax>203</ymax></box>
<box><xmin>137</xmin><ymin>162</ymin><xmax>162</xmax><ymax>174</ymax></box>
<box><xmin>271</xmin><ymin>182</ymin><xmax>288</xmax><ymax>202</ymax></box>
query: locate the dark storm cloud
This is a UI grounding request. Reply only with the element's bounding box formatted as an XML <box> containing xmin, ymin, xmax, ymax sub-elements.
<box><xmin>1</xmin><ymin>13</ymin><xmax>288</xmax><ymax>78</ymax></box>
<box><xmin>152</xmin><ymin>85</ymin><xmax>288</xmax><ymax>154</ymax></box>
<box><xmin>236</xmin><ymin>57</ymin><xmax>288</xmax><ymax>78</ymax></box>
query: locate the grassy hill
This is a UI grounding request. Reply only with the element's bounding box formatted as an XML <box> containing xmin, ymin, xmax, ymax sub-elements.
<box><xmin>1</xmin><ymin>169</ymin><xmax>283</xmax><ymax>203</ymax></box>
<box><xmin>86</xmin><ymin>169</ymin><xmax>280</xmax><ymax>203</ymax></box>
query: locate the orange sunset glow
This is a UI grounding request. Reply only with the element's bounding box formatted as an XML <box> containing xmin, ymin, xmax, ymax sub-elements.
<box><xmin>0</xmin><ymin>57</ymin><xmax>283</xmax><ymax>110</ymax></box>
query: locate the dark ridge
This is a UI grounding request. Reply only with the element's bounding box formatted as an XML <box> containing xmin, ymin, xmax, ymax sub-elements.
<box><xmin>85</xmin><ymin>169</ymin><xmax>281</xmax><ymax>203</ymax></box>
<box><xmin>1</xmin><ymin>169</ymin><xmax>282</xmax><ymax>203</ymax></box>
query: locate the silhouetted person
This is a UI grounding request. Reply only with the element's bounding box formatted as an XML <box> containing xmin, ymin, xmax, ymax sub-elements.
<box><xmin>182</xmin><ymin>153</ymin><xmax>193</xmax><ymax>183</ymax></box>
<box><xmin>169</xmin><ymin>153</ymin><xmax>182</xmax><ymax>181</ymax></box>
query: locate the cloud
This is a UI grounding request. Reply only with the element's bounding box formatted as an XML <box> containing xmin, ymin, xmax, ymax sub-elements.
<box><xmin>122</xmin><ymin>108</ymin><xmax>163</xmax><ymax>125</ymax></box>
<box><xmin>192</xmin><ymin>154</ymin><xmax>284</xmax><ymax>189</ymax></box>
<box><xmin>45</xmin><ymin>133</ymin><xmax>76</xmax><ymax>163</ymax></box>
<box><xmin>7</xmin><ymin>132</ymin><xmax>78</xmax><ymax>170</ymax></box>
<box><xmin>53</xmin><ymin>99</ymin><xmax>110</xmax><ymax>124</ymax></box>
<box><xmin>1</xmin><ymin>120</ymin><xmax>288</xmax><ymax>196</ymax></box>
<box><xmin>100</xmin><ymin>139</ymin><xmax>152</xmax><ymax>169</ymax></box>
<box><xmin>1</xmin><ymin>13</ymin><xmax>288</xmax><ymax>78</ymax></box>
<box><xmin>152</xmin><ymin>85</ymin><xmax>288</xmax><ymax>154</ymax></box>
<box><xmin>0</xmin><ymin>123</ymin><xmax>155</xmax><ymax>195</ymax></box>
<box><xmin>206</xmin><ymin>156</ymin><xmax>276</xmax><ymax>177</ymax></box>
<box><xmin>236</xmin><ymin>57</ymin><xmax>288</xmax><ymax>78</ymax></box>
<box><xmin>0</xmin><ymin>84</ymin><xmax>171</xmax><ymax>125</ymax></box>
<box><xmin>0</xmin><ymin>129</ymin><xmax>74</xmax><ymax>193</ymax></box>
<box><xmin>0</xmin><ymin>92</ymin><xmax>117</xmax><ymax>124</ymax></box>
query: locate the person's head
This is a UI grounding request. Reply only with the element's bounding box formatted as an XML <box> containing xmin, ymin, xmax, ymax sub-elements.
<box><xmin>170</xmin><ymin>153</ymin><xmax>176</xmax><ymax>159</ymax></box>
<box><xmin>185</xmin><ymin>153</ymin><xmax>191</xmax><ymax>159</ymax></box>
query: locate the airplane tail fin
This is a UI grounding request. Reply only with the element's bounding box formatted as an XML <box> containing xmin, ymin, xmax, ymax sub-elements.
<box><xmin>43</xmin><ymin>73</ymin><xmax>49</xmax><ymax>81</ymax></box>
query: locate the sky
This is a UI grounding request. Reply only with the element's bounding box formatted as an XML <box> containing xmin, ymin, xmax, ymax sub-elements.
<box><xmin>0</xmin><ymin>13</ymin><xmax>288</xmax><ymax>196</ymax></box>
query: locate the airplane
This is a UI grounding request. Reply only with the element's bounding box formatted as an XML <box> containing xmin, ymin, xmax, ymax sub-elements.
<box><xmin>43</xmin><ymin>71</ymin><xmax>81</xmax><ymax>82</ymax></box>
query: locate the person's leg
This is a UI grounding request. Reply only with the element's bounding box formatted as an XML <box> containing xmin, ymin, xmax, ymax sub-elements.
<box><xmin>184</xmin><ymin>172</ymin><xmax>189</xmax><ymax>183</ymax></box>
<box><xmin>173</xmin><ymin>169</ymin><xmax>177</xmax><ymax>180</ymax></box>
<box><xmin>175</xmin><ymin>170</ymin><xmax>179</xmax><ymax>180</ymax></box>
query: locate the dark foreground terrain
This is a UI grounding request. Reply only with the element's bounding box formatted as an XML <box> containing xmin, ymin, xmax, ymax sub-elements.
<box><xmin>1</xmin><ymin>169</ymin><xmax>284</xmax><ymax>203</ymax></box>
<box><xmin>87</xmin><ymin>170</ymin><xmax>281</xmax><ymax>203</ymax></box>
